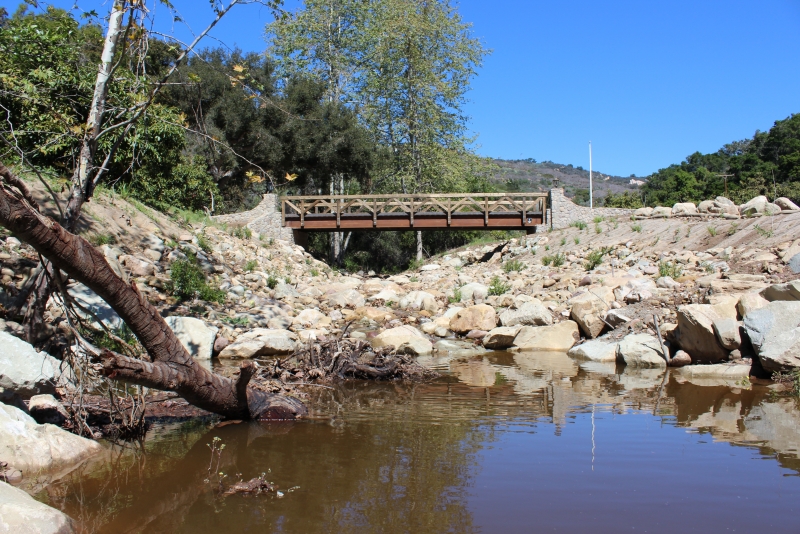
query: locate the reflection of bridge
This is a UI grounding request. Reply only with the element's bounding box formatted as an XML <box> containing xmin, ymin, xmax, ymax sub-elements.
<box><xmin>281</xmin><ymin>193</ymin><xmax>548</xmax><ymax>233</ymax></box>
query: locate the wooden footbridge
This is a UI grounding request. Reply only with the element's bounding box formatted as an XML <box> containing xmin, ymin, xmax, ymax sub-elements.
<box><xmin>281</xmin><ymin>193</ymin><xmax>548</xmax><ymax>233</ymax></box>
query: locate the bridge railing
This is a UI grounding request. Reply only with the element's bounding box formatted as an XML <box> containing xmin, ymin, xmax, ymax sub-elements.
<box><xmin>281</xmin><ymin>192</ymin><xmax>547</xmax><ymax>229</ymax></box>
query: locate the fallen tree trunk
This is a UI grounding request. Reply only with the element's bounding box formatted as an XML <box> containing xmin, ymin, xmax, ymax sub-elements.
<box><xmin>0</xmin><ymin>163</ymin><xmax>306</xmax><ymax>420</ymax></box>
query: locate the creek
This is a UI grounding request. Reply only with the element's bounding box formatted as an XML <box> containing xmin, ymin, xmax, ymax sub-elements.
<box><xmin>34</xmin><ymin>351</ymin><xmax>800</xmax><ymax>533</ymax></box>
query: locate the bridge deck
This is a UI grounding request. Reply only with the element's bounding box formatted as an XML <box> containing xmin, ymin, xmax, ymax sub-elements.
<box><xmin>281</xmin><ymin>193</ymin><xmax>547</xmax><ymax>232</ymax></box>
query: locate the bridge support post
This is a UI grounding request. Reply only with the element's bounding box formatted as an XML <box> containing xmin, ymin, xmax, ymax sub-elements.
<box><xmin>292</xmin><ymin>230</ymin><xmax>309</xmax><ymax>249</ymax></box>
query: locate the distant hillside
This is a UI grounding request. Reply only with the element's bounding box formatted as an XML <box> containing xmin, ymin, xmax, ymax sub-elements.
<box><xmin>490</xmin><ymin>158</ymin><xmax>642</xmax><ymax>206</ymax></box>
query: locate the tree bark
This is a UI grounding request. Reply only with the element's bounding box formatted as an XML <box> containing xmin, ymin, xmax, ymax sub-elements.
<box><xmin>0</xmin><ymin>163</ymin><xmax>306</xmax><ymax>420</ymax></box>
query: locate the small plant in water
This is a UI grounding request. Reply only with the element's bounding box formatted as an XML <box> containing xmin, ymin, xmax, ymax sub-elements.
<box><xmin>488</xmin><ymin>276</ymin><xmax>511</xmax><ymax>296</ymax></box>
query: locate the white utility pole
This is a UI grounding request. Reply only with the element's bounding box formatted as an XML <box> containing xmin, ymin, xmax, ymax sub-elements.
<box><xmin>589</xmin><ymin>141</ymin><xmax>593</xmax><ymax>209</ymax></box>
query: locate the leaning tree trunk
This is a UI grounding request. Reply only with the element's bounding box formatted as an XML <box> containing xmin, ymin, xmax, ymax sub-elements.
<box><xmin>0</xmin><ymin>163</ymin><xmax>305</xmax><ymax>420</ymax></box>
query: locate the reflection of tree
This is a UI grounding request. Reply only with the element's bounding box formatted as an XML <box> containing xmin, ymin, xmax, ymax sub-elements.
<box><xmin>36</xmin><ymin>367</ymin><xmax>800</xmax><ymax>532</ymax></box>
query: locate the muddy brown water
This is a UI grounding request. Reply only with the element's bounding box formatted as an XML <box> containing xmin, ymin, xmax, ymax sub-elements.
<box><xmin>34</xmin><ymin>351</ymin><xmax>800</xmax><ymax>533</ymax></box>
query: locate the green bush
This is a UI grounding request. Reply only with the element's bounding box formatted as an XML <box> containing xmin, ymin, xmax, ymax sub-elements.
<box><xmin>244</xmin><ymin>260</ymin><xmax>258</xmax><ymax>272</ymax></box>
<box><xmin>266</xmin><ymin>274</ymin><xmax>278</xmax><ymax>289</ymax></box>
<box><xmin>503</xmin><ymin>259</ymin><xmax>525</xmax><ymax>272</ymax></box>
<box><xmin>197</xmin><ymin>234</ymin><xmax>213</xmax><ymax>253</ymax></box>
<box><xmin>488</xmin><ymin>276</ymin><xmax>511</xmax><ymax>296</ymax></box>
<box><xmin>584</xmin><ymin>247</ymin><xmax>612</xmax><ymax>271</ymax></box>
<box><xmin>231</xmin><ymin>226</ymin><xmax>253</xmax><ymax>240</ymax></box>
<box><xmin>449</xmin><ymin>287</ymin><xmax>463</xmax><ymax>303</ymax></box>
<box><xmin>631</xmin><ymin>224</ymin><xmax>643</xmax><ymax>233</ymax></box>
<box><xmin>570</xmin><ymin>220</ymin><xmax>587</xmax><ymax>230</ymax></box>
<box><xmin>658</xmin><ymin>261</ymin><xmax>683</xmax><ymax>279</ymax></box>
<box><xmin>169</xmin><ymin>258</ymin><xmax>225</xmax><ymax>303</ymax></box>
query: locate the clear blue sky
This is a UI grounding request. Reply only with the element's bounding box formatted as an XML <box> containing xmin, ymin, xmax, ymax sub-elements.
<box><xmin>6</xmin><ymin>0</ymin><xmax>800</xmax><ymax>177</ymax></box>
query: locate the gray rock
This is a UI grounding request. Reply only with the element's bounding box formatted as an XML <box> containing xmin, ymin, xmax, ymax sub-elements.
<box><xmin>273</xmin><ymin>282</ymin><xmax>299</xmax><ymax>299</ymax></box>
<box><xmin>0</xmin><ymin>480</ymin><xmax>76</xmax><ymax>534</ymax></box>
<box><xmin>143</xmin><ymin>233</ymin><xmax>166</xmax><ymax>253</ymax></box>
<box><xmin>670</xmin><ymin>350</ymin><xmax>692</xmax><ymax>367</ymax></box>
<box><xmin>775</xmin><ymin>197</ymin><xmax>800</xmax><ymax>211</ymax></box>
<box><xmin>712</xmin><ymin>317</ymin><xmax>741</xmax><ymax>350</ymax></box>
<box><xmin>760</xmin><ymin>280</ymin><xmax>800</xmax><ymax>302</ymax></box>
<box><xmin>605</xmin><ymin>309</ymin><xmax>632</xmax><ymax>328</ymax></box>
<box><xmin>66</xmin><ymin>283</ymin><xmax>123</xmax><ymax>329</ymax></box>
<box><xmin>119</xmin><ymin>255</ymin><xmax>155</xmax><ymax>277</ymax></box>
<box><xmin>739</xmin><ymin>196</ymin><xmax>769</xmax><ymax>217</ymax></box>
<box><xmin>327</xmin><ymin>289</ymin><xmax>365</xmax><ymax>308</ymax></box>
<box><xmin>142</xmin><ymin>248</ymin><xmax>162</xmax><ymax>262</ymax></box>
<box><xmin>743</xmin><ymin>301</ymin><xmax>800</xmax><ymax>373</ymax></box>
<box><xmin>164</xmin><ymin>317</ymin><xmax>218</xmax><ymax>360</ymax></box>
<box><xmin>511</xmin><ymin>321</ymin><xmax>580</xmax><ymax>352</ymax></box>
<box><xmin>217</xmin><ymin>339</ymin><xmax>265</xmax><ymax>359</ymax></box>
<box><xmin>371</xmin><ymin>326</ymin><xmax>433</xmax><ymax>355</ymax></box>
<box><xmin>676</xmin><ymin>304</ymin><xmax>733</xmax><ymax>362</ymax></box>
<box><xmin>672</xmin><ymin>202</ymin><xmax>698</xmax><ymax>216</ymax></box>
<box><xmin>459</xmin><ymin>282</ymin><xmax>489</xmax><ymax>303</ymax></box>
<box><xmin>652</xmin><ymin>206</ymin><xmax>672</xmax><ymax>218</ymax></box>
<box><xmin>656</xmin><ymin>276</ymin><xmax>681</xmax><ymax>289</ymax></box>
<box><xmin>789</xmin><ymin>253</ymin><xmax>800</xmax><ymax>274</ymax></box>
<box><xmin>567</xmin><ymin>339</ymin><xmax>618</xmax><ymax>362</ymax></box>
<box><xmin>617</xmin><ymin>334</ymin><xmax>667</xmax><ymax>368</ymax></box>
<box><xmin>0</xmin><ymin>402</ymin><xmax>102</xmax><ymax>477</ymax></box>
<box><xmin>27</xmin><ymin>394</ymin><xmax>68</xmax><ymax>426</ymax></box>
<box><xmin>0</xmin><ymin>332</ymin><xmax>64</xmax><ymax>400</ymax></box>
<box><xmin>483</xmin><ymin>326</ymin><xmax>522</xmax><ymax>349</ymax></box>
<box><xmin>499</xmin><ymin>300</ymin><xmax>553</xmax><ymax>327</ymax></box>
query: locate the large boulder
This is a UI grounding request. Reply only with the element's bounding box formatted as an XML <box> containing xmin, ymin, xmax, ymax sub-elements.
<box><xmin>399</xmin><ymin>291</ymin><xmax>439</xmax><ymax>313</ymax></box>
<box><xmin>617</xmin><ymin>334</ymin><xmax>667</xmax><ymax>368</ymax></box>
<box><xmin>0</xmin><ymin>402</ymin><xmax>102</xmax><ymax>477</ymax></box>
<box><xmin>570</xmin><ymin>297</ymin><xmax>608</xmax><ymax>339</ymax></box>
<box><xmin>459</xmin><ymin>283</ymin><xmax>489</xmax><ymax>303</ymax></box>
<box><xmin>327</xmin><ymin>289</ymin><xmax>366</xmax><ymax>308</ymax></box>
<box><xmin>739</xmin><ymin>196</ymin><xmax>770</xmax><ymax>217</ymax></box>
<box><xmin>760</xmin><ymin>280</ymin><xmax>800</xmax><ymax>302</ymax></box>
<box><xmin>27</xmin><ymin>395</ymin><xmax>68</xmax><ymax>426</ymax></box>
<box><xmin>483</xmin><ymin>326</ymin><xmax>522</xmax><ymax>349</ymax></box>
<box><xmin>218</xmin><ymin>339</ymin><xmax>265</xmax><ymax>359</ymax></box>
<box><xmin>292</xmin><ymin>308</ymin><xmax>328</xmax><ymax>328</ymax></box>
<box><xmin>119</xmin><ymin>254</ymin><xmax>155</xmax><ymax>277</ymax></box>
<box><xmin>567</xmin><ymin>339</ymin><xmax>618</xmax><ymax>362</ymax></box>
<box><xmin>499</xmin><ymin>300</ymin><xmax>553</xmax><ymax>327</ymax></box>
<box><xmin>672</xmin><ymin>202</ymin><xmax>698</xmax><ymax>216</ymax></box>
<box><xmin>743</xmin><ymin>301</ymin><xmax>800</xmax><ymax>373</ymax></box>
<box><xmin>738</xmin><ymin>292</ymin><xmax>770</xmax><ymax>317</ymax></box>
<box><xmin>66</xmin><ymin>283</ymin><xmax>123</xmax><ymax>329</ymax></box>
<box><xmin>371</xmin><ymin>326</ymin><xmax>433</xmax><ymax>356</ymax></box>
<box><xmin>511</xmin><ymin>321</ymin><xmax>580</xmax><ymax>352</ymax></box>
<box><xmin>273</xmin><ymin>282</ymin><xmax>300</xmax><ymax>299</ymax></box>
<box><xmin>712</xmin><ymin>317</ymin><xmax>741</xmax><ymax>350</ymax></box>
<box><xmin>613</xmin><ymin>279</ymin><xmax>656</xmax><ymax>303</ymax></box>
<box><xmin>634</xmin><ymin>207</ymin><xmax>654</xmax><ymax>217</ymax></box>
<box><xmin>775</xmin><ymin>197</ymin><xmax>800</xmax><ymax>211</ymax></box>
<box><xmin>449</xmin><ymin>305</ymin><xmax>497</xmax><ymax>334</ymax></box>
<box><xmin>0</xmin><ymin>481</ymin><xmax>75</xmax><ymax>534</ymax></box>
<box><xmin>675</xmin><ymin>303</ymin><xmax>736</xmax><ymax>362</ymax></box>
<box><xmin>0</xmin><ymin>332</ymin><xmax>64</xmax><ymax>401</ymax></box>
<box><xmin>164</xmin><ymin>316</ymin><xmax>218</xmax><ymax>360</ymax></box>
<box><xmin>239</xmin><ymin>328</ymin><xmax>298</xmax><ymax>355</ymax></box>
<box><xmin>651</xmin><ymin>206</ymin><xmax>672</xmax><ymax>218</ymax></box>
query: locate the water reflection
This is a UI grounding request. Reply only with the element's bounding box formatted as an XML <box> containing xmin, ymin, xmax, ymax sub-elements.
<box><xmin>36</xmin><ymin>352</ymin><xmax>800</xmax><ymax>533</ymax></box>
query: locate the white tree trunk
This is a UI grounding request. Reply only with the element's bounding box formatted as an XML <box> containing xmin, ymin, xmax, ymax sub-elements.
<box><xmin>416</xmin><ymin>231</ymin><xmax>423</xmax><ymax>262</ymax></box>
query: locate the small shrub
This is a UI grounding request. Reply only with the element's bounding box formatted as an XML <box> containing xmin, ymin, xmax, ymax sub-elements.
<box><xmin>584</xmin><ymin>247</ymin><xmax>612</xmax><ymax>271</ymax></box>
<box><xmin>574</xmin><ymin>237</ymin><xmax>580</xmax><ymax>245</ymax></box>
<box><xmin>727</xmin><ymin>223</ymin><xmax>739</xmax><ymax>236</ymax></box>
<box><xmin>503</xmin><ymin>259</ymin><xmax>525</xmax><ymax>272</ymax></box>
<box><xmin>754</xmin><ymin>224</ymin><xmax>773</xmax><ymax>238</ymax></box>
<box><xmin>552</xmin><ymin>253</ymin><xmax>565</xmax><ymax>267</ymax></box>
<box><xmin>89</xmin><ymin>233</ymin><xmax>116</xmax><ymax>246</ymax></box>
<box><xmin>707</xmin><ymin>226</ymin><xmax>717</xmax><ymax>237</ymax></box>
<box><xmin>244</xmin><ymin>260</ymin><xmax>257</xmax><ymax>272</ymax></box>
<box><xmin>631</xmin><ymin>224</ymin><xmax>643</xmax><ymax>233</ymax></box>
<box><xmin>658</xmin><ymin>261</ymin><xmax>683</xmax><ymax>279</ymax></box>
<box><xmin>266</xmin><ymin>274</ymin><xmax>278</xmax><ymax>289</ymax></box>
<box><xmin>449</xmin><ymin>287</ymin><xmax>463</xmax><ymax>303</ymax></box>
<box><xmin>570</xmin><ymin>221</ymin><xmax>587</xmax><ymax>230</ymax></box>
<box><xmin>409</xmin><ymin>275</ymin><xmax>419</xmax><ymax>282</ymax></box>
<box><xmin>593</xmin><ymin>216</ymin><xmax>604</xmax><ymax>224</ymax></box>
<box><xmin>169</xmin><ymin>259</ymin><xmax>225</xmax><ymax>303</ymax></box>
<box><xmin>223</xmin><ymin>316</ymin><xmax>250</xmax><ymax>326</ymax></box>
<box><xmin>488</xmin><ymin>276</ymin><xmax>511</xmax><ymax>296</ymax></box>
<box><xmin>560</xmin><ymin>238</ymin><xmax>566</xmax><ymax>246</ymax></box>
<box><xmin>595</xmin><ymin>224</ymin><xmax>602</xmax><ymax>234</ymax></box>
<box><xmin>231</xmin><ymin>226</ymin><xmax>252</xmax><ymax>240</ymax></box>
<box><xmin>408</xmin><ymin>258</ymin><xmax>423</xmax><ymax>271</ymax></box>
<box><xmin>197</xmin><ymin>234</ymin><xmax>213</xmax><ymax>253</ymax></box>
<box><xmin>310</xmin><ymin>268</ymin><xmax>320</xmax><ymax>277</ymax></box>
<box><xmin>545</xmin><ymin>245</ymin><xmax>550</xmax><ymax>251</ymax></box>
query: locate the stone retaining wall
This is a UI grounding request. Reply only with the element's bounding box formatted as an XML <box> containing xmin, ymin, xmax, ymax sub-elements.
<box><xmin>548</xmin><ymin>188</ymin><xmax>634</xmax><ymax>229</ymax></box>
<box><xmin>212</xmin><ymin>194</ymin><xmax>297</xmax><ymax>244</ymax></box>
